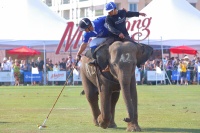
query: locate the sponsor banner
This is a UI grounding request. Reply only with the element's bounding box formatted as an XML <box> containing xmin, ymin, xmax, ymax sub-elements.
<box><xmin>147</xmin><ymin>71</ymin><xmax>165</xmax><ymax>81</ymax></box>
<box><xmin>48</xmin><ymin>71</ymin><xmax>66</xmax><ymax>81</ymax></box>
<box><xmin>172</xmin><ymin>71</ymin><xmax>190</xmax><ymax>80</ymax></box>
<box><xmin>135</xmin><ymin>70</ymin><xmax>140</xmax><ymax>81</ymax></box>
<box><xmin>73</xmin><ymin>69</ymin><xmax>82</xmax><ymax>81</ymax></box>
<box><xmin>24</xmin><ymin>71</ymin><xmax>43</xmax><ymax>82</ymax></box>
<box><xmin>0</xmin><ymin>72</ymin><xmax>15</xmax><ymax>82</ymax></box>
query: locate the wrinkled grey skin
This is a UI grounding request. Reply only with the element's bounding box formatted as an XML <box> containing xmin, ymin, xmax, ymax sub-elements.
<box><xmin>80</xmin><ymin>41</ymin><xmax>153</xmax><ymax>132</ymax></box>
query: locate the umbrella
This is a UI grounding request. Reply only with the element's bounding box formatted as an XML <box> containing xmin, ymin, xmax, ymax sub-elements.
<box><xmin>170</xmin><ymin>45</ymin><xmax>198</xmax><ymax>55</ymax></box>
<box><xmin>6</xmin><ymin>46</ymin><xmax>40</xmax><ymax>55</ymax></box>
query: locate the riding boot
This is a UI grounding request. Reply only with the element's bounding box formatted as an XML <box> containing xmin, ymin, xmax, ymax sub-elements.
<box><xmin>102</xmin><ymin>64</ymin><xmax>110</xmax><ymax>72</ymax></box>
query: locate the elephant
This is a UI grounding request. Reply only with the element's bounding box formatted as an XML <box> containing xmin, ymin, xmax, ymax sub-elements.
<box><xmin>80</xmin><ymin>41</ymin><xmax>153</xmax><ymax>132</ymax></box>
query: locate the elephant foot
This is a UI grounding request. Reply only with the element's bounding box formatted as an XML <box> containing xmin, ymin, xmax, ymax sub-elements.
<box><xmin>97</xmin><ymin>115</ymin><xmax>110</xmax><ymax>129</ymax></box>
<box><xmin>93</xmin><ymin>119</ymin><xmax>99</xmax><ymax>127</ymax></box>
<box><xmin>126</xmin><ymin>123</ymin><xmax>141</xmax><ymax>132</ymax></box>
<box><xmin>108</xmin><ymin>122</ymin><xmax>117</xmax><ymax>128</ymax></box>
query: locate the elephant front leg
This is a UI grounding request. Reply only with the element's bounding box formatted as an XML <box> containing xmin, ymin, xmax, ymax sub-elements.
<box><xmin>98</xmin><ymin>85</ymin><xmax>112</xmax><ymax>129</ymax></box>
<box><xmin>108</xmin><ymin>92</ymin><xmax>120</xmax><ymax>128</ymax></box>
<box><xmin>126</xmin><ymin>74</ymin><xmax>141</xmax><ymax>132</ymax></box>
<box><xmin>82</xmin><ymin>73</ymin><xmax>100</xmax><ymax>126</ymax></box>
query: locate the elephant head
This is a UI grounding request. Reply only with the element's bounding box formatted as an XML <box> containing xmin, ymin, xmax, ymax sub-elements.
<box><xmin>107</xmin><ymin>41</ymin><xmax>153</xmax><ymax>79</ymax></box>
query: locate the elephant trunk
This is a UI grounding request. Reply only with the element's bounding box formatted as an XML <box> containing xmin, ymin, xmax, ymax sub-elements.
<box><xmin>118</xmin><ymin>69</ymin><xmax>134</xmax><ymax>122</ymax></box>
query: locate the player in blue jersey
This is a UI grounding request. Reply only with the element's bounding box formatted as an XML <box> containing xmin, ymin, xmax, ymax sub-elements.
<box><xmin>76</xmin><ymin>17</ymin><xmax>108</xmax><ymax>63</ymax></box>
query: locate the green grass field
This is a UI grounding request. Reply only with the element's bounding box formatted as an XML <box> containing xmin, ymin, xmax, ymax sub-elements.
<box><xmin>0</xmin><ymin>85</ymin><xmax>200</xmax><ymax>133</ymax></box>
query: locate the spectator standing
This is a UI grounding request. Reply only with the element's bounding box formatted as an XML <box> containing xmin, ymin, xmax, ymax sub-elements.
<box><xmin>31</xmin><ymin>59</ymin><xmax>36</xmax><ymax>85</ymax></box>
<box><xmin>46</xmin><ymin>59</ymin><xmax>50</xmax><ymax>71</ymax></box>
<box><xmin>187</xmin><ymin>60</ymin><xmax>194</xmax><ymax>84</ymax></box>
<box><xmin>66</xmin><ymin>55</ymin><xmax>73</xmax><ymax>85</ymax></box>
<box><xmin>194</xmin><ymin>59</ymin><xmax>200</xmax><ymax>70</ymax></box>
<box><xmin>60</xmin><ymin>58</ymin><xmax>66</xmax><ymax>85</ymax></box>
<box><xmin>27</xmin><ymin>60</ymin><xmax>31</xmax><ymax>72</ymax></box>
<box><xmin>60</xmin><ymin>58</ymin><xmax>66</xmax><ymax>71</ymax></box>
<box><xmin>163</xmin><ymin>56</ymin><xmax>169</xmax><ymax>67</ymax></box>
<box><xmin>58</xmin><ymin>61</ymin><xmax>61</xmax><ymax>69</ymax></box>
<box><xmin>12</xmin><ymin>59</ymin><xmax>20</xmax><ymax>86</ymax></box>
<box><xmin>66</xmin><ymin>55</ymin><xmax>73</xmax><ymax>70</ymax></box>
<box><xmin>151</xmin><ymin>60</ymin><xmax>156</xmax><ymax>70</ymax></box>
<box><xmin>143</xmin><ymin>60</ymin><xmax>152</xmax><ymax>85</ymax></box>
<box><xmin>46</xmin><ymin>59</ymin><xmax>50</xmax><ymax>85</ymax></box>
<box><xmin>53</xmin><ymin>63</ymin><xmax>60</xmax><ymax>72</ymax></box>
<box><xmin>156</xmin><ymin>60</ymin><xmax>163</xmax><ymax>85</ymax></box>
<box><xmin>35</xmin><ymin>57</ymin><xmax>44</xmax><ymax>85</ymax></box>
<box><xmin>166</xmin><ymin>59</ymin><xmax>173</xmax><ymax>84</ymax></box>
<box><xmin>20</xmin><ymin>60</ymin><xmax>26</xmax><ymax>85</ymax></box>
<box><xmin>49</xmin><ymin>60</ymin><xmax>53</xmax><ymax>71</ymax></box>
<box><xmin>35</xmin><ymin>57</ymin><xmax>44</xmax><ymax>71</ymax></box>
<box><xmin>180</xmin><ymin>56</ymin><xmax>189</xmax><ymax>85</ymax></box>
<box><xmin>172</xmin><ymin>58</ymin><xmax>179</xmax><ymax>84</ymax></box>
<box><xmin>48</xmin><ymin>60</ymin><xmax>54</xmax><ymax>85</ymax></box>
<box><xmin>23</xmin><ymin>61</ymin><xmax>29</xmax><ymax>85</ymax></box>
<box><xmin>31</xmin><ymin>59</ymin><xmax>35</xmax><ymax>68</ymax></box>
<box><xmin>2</xmin><ymin>57</ymin><xmax>11</xmax><ymax>85</ymax></box>
<box><xmin>53</xmin><ymin>63</ymin><xmax>60</xmax><ymax>85</ymax></box>
<box><xmin>2</xmin><ymin>57</ymin><xmax>11</xmax><ymax>71</ymax></box>
<box><xmin>7</xmin><ymin>56</ymin><xmax>13</xmax><ymax>68</ymax></box>
<box><xmin>192</xmin><ymin>55</ymin><xmax>197</xmax><ymax>66</ymax></box>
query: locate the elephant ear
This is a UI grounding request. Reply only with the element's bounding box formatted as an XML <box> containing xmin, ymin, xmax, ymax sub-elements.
<box><xmin>136</xmin><ymin>43</ymin><xmax>153</xmax><ymax>67</ymax></box>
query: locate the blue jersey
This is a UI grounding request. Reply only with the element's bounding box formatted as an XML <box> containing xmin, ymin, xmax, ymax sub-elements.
<box><xmin>82</xmin><ymin>16</ymin><xmax>108</xmax><ymax>43</ymax></box>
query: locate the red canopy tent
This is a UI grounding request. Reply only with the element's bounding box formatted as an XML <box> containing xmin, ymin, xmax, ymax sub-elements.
<box><xmin>6</xmin><ymin>46</ymin><xmax>40</xmax><ymax>55</ymax></box>
<box><xmin>170</xmin><ymin>45</ymin><xmax>198</xmax><ymax>55</ymax></box>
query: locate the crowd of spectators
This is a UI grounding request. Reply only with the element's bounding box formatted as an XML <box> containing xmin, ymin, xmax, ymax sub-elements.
<box><xmin>1</xmin><ymin>54</ymin><xmax>200</xmax><ymax>86</ymax></box>
<box><xmin>137</xmin><ymin>55</ymin><xmax>200</xmax><ymax>85</ymax></box>
<box><xmin>0</xmin><ymin>55</ymin><xmax>80</xmax><ymax>86</ymax></box>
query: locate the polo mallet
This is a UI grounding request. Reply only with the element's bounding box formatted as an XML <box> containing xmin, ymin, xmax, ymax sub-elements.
<box><xmin>37</xmin><ymin>61</ymin><xmax>79</xmax><ymax>129</ymax></box>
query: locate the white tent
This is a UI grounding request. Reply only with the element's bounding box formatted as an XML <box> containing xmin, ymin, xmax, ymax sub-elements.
<box><xmin>128</xmin><ymin>0</ymin><xmax>200</xmax><ymax>46</ymax></box>
<box><xmin>0</xmin><ymin>0</ymin><xmax>68</xmax><ymax>46</ymax></box>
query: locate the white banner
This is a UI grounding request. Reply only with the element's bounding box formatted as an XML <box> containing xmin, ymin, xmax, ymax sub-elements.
<box><xmin>0</xmin><ymin>72</ymin><xmax>15</xmax><ymax>82</ymax></box>
<box><xmin>48</xmin><ymin>71</ymin><xmax>66</xmax><ymax>81</ymax></box>
<box><xmin>147</xmin><ymin>71</ymin><xmax>165</xmax><ymax>81</ymax></box>
<box><xmin>73</xmin><ymin>69</ymin><xmax>82</xmax><ymax>81</ymax></box>
<box><xmin>135</xmin><ymin>71</ymin><xmax>140</xmax><ymax>81</ymax></box>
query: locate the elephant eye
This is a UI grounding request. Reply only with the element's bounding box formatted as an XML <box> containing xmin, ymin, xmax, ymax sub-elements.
<box><xmin>113</xmin><ymin>63</ymin><xmax>117</xmax><ymax>67</ymax></box>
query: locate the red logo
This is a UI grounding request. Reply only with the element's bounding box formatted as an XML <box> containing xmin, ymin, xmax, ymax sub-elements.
<box><xmin>50</xmin><ymin>73</ymin><xmax>64</xmax><ymax>79</ymax></box>
<box><xmin>126</xmin><ymin>17</ymin><xmax>152</xmax><ymax>41</ymax></box>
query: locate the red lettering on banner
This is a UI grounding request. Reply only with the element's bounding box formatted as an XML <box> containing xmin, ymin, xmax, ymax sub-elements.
<box><xmin>57</xmin><ymin>17</ymin><xmax>152</xmax><ymax>54</ymax></box>
<box><xmin>56</xmin><ymin>22</ymin><xmax>83</xmax><ymax>54</ymax></box>
<box><xmin>51</xmin><ymin>73</ymin><xmax>64</xmax><ymax>79</ymax></box>
<box><xmin>130</xmin><ymin>17</ymin><xmax>152</xmax><ymax>41</ymax></box>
